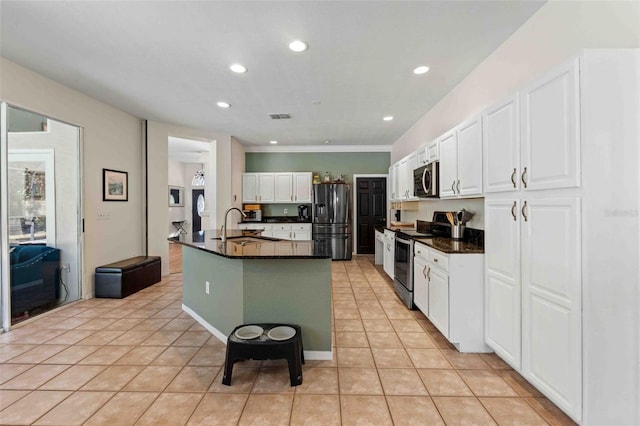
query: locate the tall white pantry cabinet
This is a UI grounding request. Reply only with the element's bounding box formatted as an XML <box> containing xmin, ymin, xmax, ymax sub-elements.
<box><xmin>483</xmin><ymin>49</ymin><xmax>639</xmax><ymax>425</ymax></box>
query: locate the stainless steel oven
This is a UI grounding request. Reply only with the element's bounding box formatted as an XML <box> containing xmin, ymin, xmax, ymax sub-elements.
<box><xmin>414</xmin><ymin>161</ymin><xmax>439</xmax><ymax>198</ymax></box>
<box><xmin>393</xmin><ymin>235</ymin><xmax>414</xmax><ymax>309</ymax></box>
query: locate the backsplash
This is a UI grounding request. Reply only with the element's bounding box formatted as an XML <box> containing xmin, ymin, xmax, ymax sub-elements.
<box><xmin>399</xmin><ymin>198</ymin><xmax>485</xmax><ymax>230</ymax></box>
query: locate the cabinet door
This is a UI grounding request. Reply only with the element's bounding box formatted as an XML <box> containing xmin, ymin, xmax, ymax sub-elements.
<box><xmin>293</xmin><ymin>172</ymin><xmax>312</xmax><ymax>203</ymax></box>
<box><xmin>483</xmin><ymin>94</ymin><xmax>520</xmax><ymax>193</ymax></box>
<box><xmin>416</xmin><ymin>148</ymin><xmax>428</xmax><ymax>166</ymax></box>
<box><xmin>485</xmin><ymin>198</ymin><xmax>521</xmax><ymax>368</ymax></box>
<box><xmin>413</xmin><ymin>255</ymin><xmax>429</xmax><ymax>315</ymax></box>
<box><xmin>428</xmin><ymin>266</ymin><xmax>449</xmax><ymax>338</ymax></box>
<box><xmin>258</xmin><ymin>173</ymin><xmax>275</xmax><ymax>202</ymax></box>
<box><xmin>383</xmin><ymin>234</ymin><xmax>394</xmax><ymax>279</ymax></box>
<box><xmin>427</xmin><ymin>140</ymin><xmax>439</xmax><ymax>162</ymax></box>
<box><xmin>242</xmin><ymin>173</ymin><xmax>259</xmax><ymax>202</ymax></box>
<box><xmin>438</xmin><ymin>130</ymin><xmax>458</xmax><ymax>198</ymax></box>
<box><xmin>274</xmin><ymin>173</ymin><xmax>293</xmax><ymax>203</ymax></box>
<box><xmin>457</xmin><ymin>117</ymin><xmax>483</xmax><ymax>196</ymax></box>
<box><xmin>398</xmin><ymin>158</ymin><xmax>409</xmax><ymax>199</ymax></box>
<box><xmin>521</xmin><ymin>197</ymin><xmax>581</xmax><ymax>420</ymax></box>
<box><xmin>521</xmin><ymin>58</ymin><xmax>580</xmax><ymax>191</ymax></box>
<box><xmin>392</xmin><ymin>163</ymin><xmax>401</xmax><ymax>201</ymax></box>
<box><xmin>406</xmin><ymin>153</ymin><xmax>418</xmax><ymax>200</ymax></box>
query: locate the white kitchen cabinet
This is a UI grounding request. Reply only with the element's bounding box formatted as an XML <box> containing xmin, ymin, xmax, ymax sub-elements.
<box><xmin>243</xmin><ymin>172</ymin><xmax>311</xmax><ymax>204</ymax></box>
<box><xmin>483</xmin><ymin>94</ymin><xmax>521</xmax><ymax>193</ymax></box>
<box><xmin>396</xmin><ymin>152</ymin><xmax>418</xmax><ymax>200</ymax></box>
<box><xmin>416</xmin><ymin>146</ymin><xmax>428</xmax><ymax>167</ymax></box>
<box><xmin>439</xmin><ymin>117</ymin><xmax>483</xmax><ymax>198</ymax></box>
<box><xmin>272</xmin><ymin>224</ymin><xmax>292</xmax><ymax>240</ymax></box>
<box><xmin>238</xmin><ymin>223</ymin><xmax>272</xmax><ymax>238</ymax></box>
<box><xmin>374</xmin><ymin>230</ymin><xmax>384</xmax><ymax>265</ymax></box>
<box><xmin>412</xmin><ymin>242</ymin><xmax>429</xmax><ymax>314</ymax></box>
<box><xmin>427</xmin><ymin>140</ymin><xmax>439</xmax><ymax>162</ymax></box>
<box><xmin>391</xmin><ymin>163</ymin><xmax>400</xmax><ymax>201</ymax></box>
<box><xmin>292</xmin><ymin>172</ymin><xmax>312</xmax><ymax>203</ymax></box>
<box><xmin>427</xmin><ymin>264</ymin><xmax>449</xmax><ymax>338</ymax></box>
<box><xmin>383</xmin><ymin>229</ymin><xmax>394</xmax><ymax>279</ymax></box>
<box><xmin>257</xmin><ymin>174</ymin><xmax>275</xmax><ymax>202</ymax></box>
<box><xmin>291</xmin><ymin>224</ymin><xmax>311</xmax><ymax>240</ymax></box>
<box><xmin>242</xmin><ymin>173</ymin><xmax>275</xmax><ymax>202</ymax></box>
<box><xmin>274</xmin><ymin>173</ymin><xmax>293</xmax><ymax>202</ymax></box>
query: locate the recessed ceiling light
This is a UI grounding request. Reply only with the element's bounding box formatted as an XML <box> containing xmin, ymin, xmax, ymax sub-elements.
<box><xmin>311</xmin><ymin>100</ymin><xmax>321</xmax><ymax>105</ymax></box>
<box><xmin>217</xmin><ymin>101</ymin><xmax>231</xmax><ymax>108</ymax></box>
<box><xmin>324</xmin><ymin>140</ymin><xmax>331</xmax><ymax>144</ymax></box>
<box><xmin>289</xmin><ymin>40</ymin><xmax>308</xmax><ymax>52</ymax></box>
<box><xmin>229</xmin><ymin>63</ymin><xmax>247</xmax><ymax>73</ymax></box>
<box><xmin>413</xmin><ymin>65</ymin><xmax>430</xmax><ymax>75</ymax></box>
<box><xmin>383</xmin><ymin>116</ymin><xmax>394</xmax><ymax>121</ymax></box>
<box><xmin>270</xmin><ymin>140</ymin><xmax>278</xmax><ymax>144</ymax></box>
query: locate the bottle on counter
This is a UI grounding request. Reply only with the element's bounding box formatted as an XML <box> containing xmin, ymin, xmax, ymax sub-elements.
<box><xmin>323</xmin><ymin>171</ymin><xmax>331</xmax><ymax>182</ymax></box>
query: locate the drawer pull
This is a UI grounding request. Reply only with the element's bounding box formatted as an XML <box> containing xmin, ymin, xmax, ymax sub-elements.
<box><xmin>522</xmin><ymin>201</ymin><xmax>528</xmax><ymax>222</ymax></box>
<box><xmin>521</xmin><ymin>167</ymin><xmax>528</xmax><ymax>189</ymax></box>
<box><xmin>427</xmin><ymin>265</ymin><xmax>431</xmax><ymax>280</ymax></box>
<box><xmin>422</xmin><ymin>265</ymin><xmax>427</xmax><ymax>279</ymax></box>
<box><xmin>434</xmin><ymin>258</ymin><xmax>438</xmax><ymax>263</ymax></box>
<box><xmin>511</xmin><ymin>168</ymin><xmax>517</xmax><ymax>188</ymax></box>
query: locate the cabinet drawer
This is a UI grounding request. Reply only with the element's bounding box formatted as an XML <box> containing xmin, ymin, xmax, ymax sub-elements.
<box><xmin>427</xmin><ymin>248</ymin><xmax>449</xmax><ymax>271</ymax></box>
<box><xmin>292</xmin><ymin>224</ymin><xmax>311</xmax><ymax>231</ymax></box>
<box><xmin>273</xmin><ymin>224</ymin><xmax>292</xmax><ymax>231</ymax></box>
<box><xmin>375</xmin><ymin>230</ymin><xmax>384</xmax><ymax>242</ymax></box>
<box><xmin>414</xmin><ymin>242</ymin><xmax>429</xmax><ymax>261</ymax></box>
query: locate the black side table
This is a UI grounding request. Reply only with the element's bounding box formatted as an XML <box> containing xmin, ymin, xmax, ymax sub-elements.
<box><xmin>222</xmin><ymin>323</ymin><xmax>304</xmax><ymax>386</ymax></box>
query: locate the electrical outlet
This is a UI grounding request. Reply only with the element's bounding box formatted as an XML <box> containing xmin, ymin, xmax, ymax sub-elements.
<box><xmin>205</xmin><ymin>281</ymin><xmax>210</xmax><ymax>294</ymax></box>
<box><xmin>284</xmin><ymin>208</ymin><xmax>288</xmax><ymax>215</ymax></box>
<box><xmin>63</xmin><ymin>264</ymin><xmax>70</xmax><ymax>272</ymax></box>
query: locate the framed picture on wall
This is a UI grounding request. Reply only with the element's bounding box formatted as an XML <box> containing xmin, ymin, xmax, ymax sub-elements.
<box><xmin>103</xmin><ymin>168</ymin><xmax>128</xmax><ymax>201</ymax></box>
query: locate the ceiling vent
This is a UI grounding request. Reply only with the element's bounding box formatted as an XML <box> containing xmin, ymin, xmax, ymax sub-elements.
<box><xmin>269</xmin><ymin>113</ymin><xmax>291</xmax><ymax>120</ymax></box>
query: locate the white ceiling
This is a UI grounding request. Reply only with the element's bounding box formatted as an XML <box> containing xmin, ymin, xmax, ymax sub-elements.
<box><xmin>0</xmin><ymin>1</ymin><xmax>544</xmax><ymax>148</ymax></box>
<box><xmin>168</xmin><ymin>136</ymin><xmax>210</xmax><ymax>164</ymax></box>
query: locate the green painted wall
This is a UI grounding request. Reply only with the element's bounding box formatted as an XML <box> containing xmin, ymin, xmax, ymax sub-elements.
<box><xmin>245</xmin><ymin>152</ymin><xmax>390</xmax><ymax>183</ymax></box>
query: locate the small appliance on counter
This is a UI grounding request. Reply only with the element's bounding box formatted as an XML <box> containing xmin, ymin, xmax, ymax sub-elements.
<box><xmin>297</xmin><ymin>204</ymin><xmax>309</xmax><ymax>221</ymax></box>
<box><xmin>242</xmin><ymin>204</ymin><xmax>262</xmax><ymax>222</ymax></box>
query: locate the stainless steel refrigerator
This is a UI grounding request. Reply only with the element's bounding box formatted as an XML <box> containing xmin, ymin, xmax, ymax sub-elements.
<box><xmin>312</xmin><ymin>183</ymin><xmax>352</xmax><ymax>260</ymax></box>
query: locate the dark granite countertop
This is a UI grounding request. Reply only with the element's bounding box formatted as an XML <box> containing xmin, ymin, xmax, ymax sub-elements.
<box><xmin>240</xmin><ymin>216</ymin><xmax>312</xmax><ymax>224</ymax></box>
<box><xmin>413</xmin><ymin>237</ymin><xmax>484</xmax><ymax>254</ymax></box>
<box><xmin>170</xmin><ymin>230</ymin><xmax>330</xmax><ymax>259</ymax></box>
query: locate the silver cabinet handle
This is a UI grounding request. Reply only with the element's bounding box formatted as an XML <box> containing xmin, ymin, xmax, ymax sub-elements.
<box><xmin>456</xmin><ymin>180</ymin><xmax>460</xmax><ymax>194</ymax></box>
<box><xmin>521</xmin><ymin>167</ymin><xmax>528</xmax><ymax>189</ymax></box>
<box><xmin>427</xmin><ymin>265</ymin><xmax>431</xmax><ymax>280</ymax></box>
<box><xmin>511</xmin><ymin>168</ymin><xmax>517</xmax><ymax>188</ymax></box>
<box><xmin>522</xmin><ymin>201</ymin><xmax>528</xmax><ymax>222</ymax></box>
<box><xmin>423</xmin><ymin>265</ymin><xmax>427</xmax><ymax>279</ymax></box>
<box><xmin>451</xmin><ymin>181</ymin><xmax>456</xmax><ymax>193</ymax></box>
<box><xmin>434</xmin><ymin>258</ymin><xmax>438</xmax><ymax>263</ymax></box>
<box><xmin>511</xmin><ymin>201</ymin><xmax>517</xmax><ymax>221</ymax></box>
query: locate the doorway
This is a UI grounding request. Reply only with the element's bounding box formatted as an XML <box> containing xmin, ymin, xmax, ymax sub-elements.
<box><xmin>192</xmin><ymin>189</ymin><xmax>205</xmax><ymax>232</ymax></box>
<box><xmin>354</xmin><ymin>176</ymin><xmax>387</xmax><ymax>254</ymax></box>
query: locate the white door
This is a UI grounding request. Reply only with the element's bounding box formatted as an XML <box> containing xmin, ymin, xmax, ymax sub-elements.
<box><xmin>521</xmin><ymin>196</ymin><xmax>581</xmax><ymax>421</ymax></box>
<box><xmin>438</xmin><ymin>130</ymin><xmax>458</xmax><ymax>198</ymax></box>
<box><xmin>457</xmin><ymin>116</ymin><xmax>483</xmax><ymax>196</ymax></box>
<box><xmin>242</xmin><ymin>173</ymin><xmax>259</xmax><ymax>202</ymax></box>
<box><xmin>274</xmin><ymin>173</ymin><xmax>292</xmax><ymax>203</ymax></box>
<box><xmin>485</xmin><ymin>198</ymin><xmax>521</xmax><ymax>368</ymax></box>
<box><xmin>428</xmin><ymin>266</ymin><xmax>449</xmax><ymax>337</ymax></box>
<box><xmin>293</xmin><ymin>172</ymin><xmax>312</xmax><ymax>203</ymax></box>
<box><xmin>483</xmin><ymin>94</ymin><xmax>520</xmax><ymax>193</ymax></box>
<box><xmin>258</xmin><ymin>173</ymin><xmax>275</xmax><ymax>202</ymax></box>
<box><xmin>413</xmin><ymin>255</ymin><xmax>428</xmax><ymax>314</ymax></box>
<box><xmin>521</xmin><ymin>58</ymin><xmax>580</xmax><ymax>191</ymax></box>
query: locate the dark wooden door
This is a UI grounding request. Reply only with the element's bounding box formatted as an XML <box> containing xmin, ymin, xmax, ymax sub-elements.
<box><xmin>192</xmin><ymin>189</ymin><xmax>205</xmax><ymax>232</ymax></box>
<box><xmin>356</xmin><ymin>177</ymin><xmax>387</xmax><ymax>254</ymax></box>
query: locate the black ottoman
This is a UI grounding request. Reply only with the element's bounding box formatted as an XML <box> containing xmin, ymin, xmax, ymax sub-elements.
<box><xmin>95</xmin><ymin>256</ymin><xmax>161</xmax><ymax>298</ymax></box>
<box><xmin>223</xmin><ymin>323</ymin><xmax>304</xmax><ymax>386</ymax></box>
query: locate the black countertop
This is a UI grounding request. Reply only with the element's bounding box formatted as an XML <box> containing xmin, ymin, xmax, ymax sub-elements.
<box><xmin>240</xmin><ymin>216</ymin><xmax>312</xmax><ymax>224</ymax></box>
<box><xmin>170</xmin><ymin>230</ymin><xmax>330</xmax><ymax>259</ymax></box>
<box><xmin>376</xmin><ymin>223</ymin><xmax>484</xmax><ymax>254</ymax></box>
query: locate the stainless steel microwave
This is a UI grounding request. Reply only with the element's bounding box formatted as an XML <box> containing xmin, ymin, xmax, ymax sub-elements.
<box><xmin>413</xmin><ymin>162</ymin><xmax>439</xmax><ymax>198</ymax></box>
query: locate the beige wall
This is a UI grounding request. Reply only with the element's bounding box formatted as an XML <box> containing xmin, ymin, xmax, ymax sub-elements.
<box><xmin>1</xmin><ymin>57</ymin><xmax>144</xmax><ymax>298</ymax></box>
<box><xmin>391</xmin><ymin>1</ymin><xmax>640</xmax><ymax>162</ymax></box>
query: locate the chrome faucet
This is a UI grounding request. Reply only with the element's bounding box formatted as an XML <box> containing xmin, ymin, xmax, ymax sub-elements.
<box><xmin>221</xmin><ymin>207</ymin><xmax>247</xmax><ymax>242</ymax></box>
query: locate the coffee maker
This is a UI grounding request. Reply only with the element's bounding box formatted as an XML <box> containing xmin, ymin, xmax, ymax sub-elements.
<box><xmin>298</xmin><ymin>205</ymin><xmax>309</xmax><ymax>221</ymax></box>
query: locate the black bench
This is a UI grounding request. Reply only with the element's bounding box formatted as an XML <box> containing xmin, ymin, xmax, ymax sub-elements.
<box><xmin>95</xmin><ymin>256</ymin><xmax>161</xmax><ymax>298</ymax></box>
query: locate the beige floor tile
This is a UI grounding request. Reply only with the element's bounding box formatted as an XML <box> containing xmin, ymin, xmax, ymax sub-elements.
<box><xmin>337</xmin><ymin>347</ymin><xmax>375</xmax><ymax>367</ymax></box>
<box><xmin>0</xmin><ymin>364</ymin><xmax>69</xmax><ymax>390</ymax></box>
<box><xmin>84</xmin><ymin>391</ymin><xmax>158</xmax><ymax>425</ymax></box>
<box><xmin>378</xmin><ymin>368</ymin><xmax>428</xmax><ymax>396</ymax></box>
<box><xmin>295</xmin><ymin>366</ymin><xmax>338</xmax><ymax>394</ymax></box>
<box><xmin>209</xmin><ymin>367</ymin><xmax>258</xmax><ymax>393</ymax></box>
<box><xmin>81</xmin><ymin>365</ymin><xmax>144</xmax><ymax>391</ymax></box>
<box><xmin>42</xmin><ymin>345</ymin><xmax>100</xmax><ymax>364</ymax></box>
<box><xmin>358</xmin><ymin>307</ymin><xmax>387</xmax><ymax>319</ymax></box>
<box><xmin>123</xmin><ymin>365</ymin><xmax>181</xmax><ymax>391</ymax></box>
<box><xmin>367</xmin><ymin>332</ymin><xmax>403</xmax><ymax>348</ymax></box>
<box><xmin>0</xmin><ymin>344</ymin><xmax>37</xmax><ymax>362</ymax></box>
<box><xmin>33</xmin><ymin>391</ymin><xmax>114</xmax><ymax>425</ymax></box>
<box><xmin>152</xmin><ymin>346</ymin><xmax>199</xmax><ymax>366</ymax></box>
<box><xmin>106</xmin><ymin>330</ymin><xmax>155</xmax><ymax>346</ymax></box>
<box><xmin>252</xmin><ymin>367</ymin><xmax>298</xmax><ymax>393</ymax></box>
<box><xmin>188</xmin><ymin>345</ymin><xmax>227</xmax><ymax>366</ymax></box>
<box><xmin>335</xmin><ymin>331</ymin><xmax>369</xmax><ymax>348</ymax></box>
<box><xmin>340</xmin><ymin>395</ymin><xmax>393</xmax><ymax>426</ymax></box>
<box><xmin>114</xmin><ymin>346</ymin><xmax>165</xmax><ymax>365</ymax></box>
<box><xmin>290</xmin><ymin>394</ymin><xmax>340</xmax><ymax>426</ymax></box>
<box><xmin>406</xmin><ymin>348</ymin><xmax>452</xmax><ymax>369</ymax></box>
<box><xmin>390</xmin><ymin>319</ymin><xmax>423</xmax><ymax>333</ymax></box>
<box><xmin>418</xmin><ymin>369</ymin><xmax>474</xmax><ymax>396</ymax></box>
<box><xmin>333</xmin><ymin>307</ymin><xmax>361</xmax><ymax>320</ymax></box>
<box><xmin>480</xmin><ymin>352</ymin><xmax>514</xmax><ymax>370</ymax></box>
<box><xmin>481</xmin><ymin>397</ymin><xmax>548</xmax><ymax>425</ymax></box>
<box><xmin>39</xmin><ymin>365</ymin><xmax>106</xmax><ymax>390</ymax></box>
<box><xmin>135</xmin><ymin>392</ymin><xmax>203</xmax><ymax>425</ymax></box>
<box><xmin>78</xmin><ymin>345</ymin><xmax>133</xmax><ymax>365</ymax></box>
<box><xmin>372</xmin><ymin>348</ymin><xmax>414</xmax><ymax>368</ymax></box>
<box><xmin>104</xmin><ymin>318</ymin><xmax>144</xmax><ymax>331</ymax></box>
<box><xmin>441</xmin><ymin>349</ymin><xmax>491</xmax><ymax>369</ymax></box>
<box><xmin>75</xmin><ymin>317</ymin><xmax>118</xmax><ymax>330</ymax></box>
<box><xmin>387</xmin><ymin>396</ymin><xmax>445</xmax><ymax>425</ymax></box>
<box><xmin>0</xmin><ymin>389</ymin><xmax>29</xmax><ymax>411</ymax></box>
<box><xmin>499</xmin><ymin>370</ymin><xmax>545</xmax><ymax>398</ymax></box>
<box><xmin>0</xmin><ymin>390</ymin><xmax>71</xmax><ymax>425</ymax></box>
<box><xmin>397</xmin><ymin>331</ymin><xmax>437</xmax><ymax>349</ymax></box>
<box><xmin>428</xmin><ymin>331</ymin><xmax>456</xmax><ymax>349</ymax></box>
<box><xmin>238</xmin><ymin>393</ymin><xmax>293</xmax><ymax>426</ymax></box>
<box><xmin>525</xmin><ymin>397</ymin><xmax>577</xmax><ymax>426</ymax></box>
<box><xmin>166</xmin><ymin>366</ymin><xmax>218</xmax><ymax>392</ymax></box>
<box><xmin>173</xmin><ymin>331</ymin><xmax>212</xmax><ymax>346</ymax></box>
<box><xmin>131</xmin><ymin>318</ymin><xmax>172</xmax><ymax>331</ymax></box>
<box><xmin>362</xmin><ymin>318</ymin><xmax>395</xmax><ymax>333</ymax></box>
<box><xmin>40</xmin><ymin>316</ymin><xmax>91</xmax><ymax>330</ymax></box>
<box><xmin>0</xmin><ymin>364</ymin><xmax>34</xmax><ymax>385</ymax></box>
<box><xmin>334</xmin><ymin>319</ymin><xmax>364</xmax><ymax>332</ymax></box>
<box><xmin>44</xmin><ymin>329</ymin><xmax>96</xmax><ymax>345</ymax></box>
<box><xmin>76</xmin><ymin>330</ymin><xmax>125</xmax><ymax>346</ymax></box>
<box><xmin>6</xmin><ymin>345</ymin><xmax>68</xmax><ymax>364</ymax></box>
<box><xmin>338</xmin><ymin>367</ymin><xmax>383</xmax><ymax>395</ymax></box>
<box><xmin>458</xmin><ymin>369</ymin><xmax>519</xmax><ymax>397</ymax></box>
<box><xmin>433</xmin><ymin>396</ymin><xmax>497</xmax><ymax>425</ymax></box>
<box><xmin>141</xmin><ymin>330</ymin><xmax>185</xmax><ymax>346</ymax></box>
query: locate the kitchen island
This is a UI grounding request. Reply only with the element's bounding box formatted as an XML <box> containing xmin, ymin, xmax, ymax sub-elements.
<box><xmin>171</xmin><ymin>230</ymin><xmax>333</xmax><ymax>359</ymax></box>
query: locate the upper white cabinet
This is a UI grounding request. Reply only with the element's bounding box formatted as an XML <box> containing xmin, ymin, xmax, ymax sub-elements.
<box><xmin>243</xmin><ymin>172</ymin><xmax>311</xmax><ymax>203</ymax></box>
<box><xmin>427</xmin><ymin>140</ymin><xmax>439</xmax><ymax>162</ymax></box>
<box><xmin>483</xmin><ymin>58</ymin><xmax>580</xmax><ymax>194</ymax></box>
<box><xmin>416</xmin><ymin>146</ymin><xmax>428</xmax><ymax>167</ymax></box>
<box><xmin>439</xmin><ymin>116</ymin><xmax>483</xmax><ymax>199</ymax></box>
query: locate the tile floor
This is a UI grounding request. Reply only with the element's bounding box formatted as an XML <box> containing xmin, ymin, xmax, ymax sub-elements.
<box><xmin>0</xmin><ymin>255</ymin><xmax>576</xmax><ymax>425</ymax></box>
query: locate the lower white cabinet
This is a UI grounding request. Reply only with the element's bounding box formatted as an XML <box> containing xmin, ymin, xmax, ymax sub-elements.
<box><xmin>238</xmin><ymin>223</ymin><xmax>273</xmax><ymax>237</ymax></box>
<box><xmin>383</xmin><ymin>230</ymin><xmax>394</xmax><ymax>279</ymax></box>
<box><xmin>291</xmin><ymin>224</ymin><xmax>311</xmax><ymax>240</ymax></box>
<box><xmin>374</xmin><ymin>230</ymin><xmax>384</xmax><ymax>265</ymax></box>
<box><xmin>414</xmin><ymin>241</ymin><xmax>487</xmax><ymax>353</ymax></box>
<box><xmin>239</xmin><ymin>223</ymin><xmax>310</xmax><ymax>241</ymax></box>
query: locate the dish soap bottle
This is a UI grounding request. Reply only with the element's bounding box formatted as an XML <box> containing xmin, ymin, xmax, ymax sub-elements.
<box><xmin>323</xmin><ymin>171</ymin><xmax>331</xmax><ymax>183</ymax></box>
